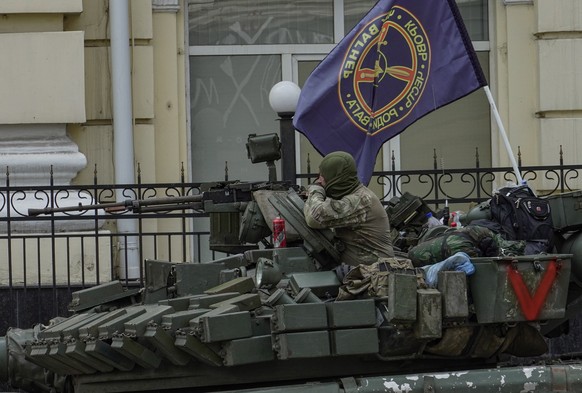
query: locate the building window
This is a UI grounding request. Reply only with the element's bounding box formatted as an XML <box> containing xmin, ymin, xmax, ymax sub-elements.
<box><xmin>343</xmin><ymin>0</ymin><xmax>488</xmax><ymax>41</ymax></box>
<box><xmin>189</xmin><ymin>55</ymin><xmax>281</xmax><ymax>182</ymax></box>
<box><xmin>188</xmin><ymin>0</ymin><xmax>334</xmax><ymax>45</ymax></box>
<box><xmin>457</xmin><ymin>0</ymin><xmax>489</xmax><ymax>41</ymax></box>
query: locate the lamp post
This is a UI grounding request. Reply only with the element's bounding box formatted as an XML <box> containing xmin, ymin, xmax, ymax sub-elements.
<box><xmin>269</xmin><ymin>81</ymin><xmax>301</xmax><ymax>184</ymax></box>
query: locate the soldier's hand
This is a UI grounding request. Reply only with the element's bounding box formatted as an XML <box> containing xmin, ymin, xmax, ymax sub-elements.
<box><xmin>313</xmin><ymin>175</ymin><xmax>325</xmax><ymax>186</ymax></box>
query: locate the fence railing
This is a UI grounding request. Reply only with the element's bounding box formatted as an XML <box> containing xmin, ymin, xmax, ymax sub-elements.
<box><xmin>372</xmin><ymin>146</ymin><xmax>582</xmax><ymax>208</ymax></box>
<box><xmin>0</xmin><ymin>150</ymin><xmax>581</xmax><ymax>334</ymax></box>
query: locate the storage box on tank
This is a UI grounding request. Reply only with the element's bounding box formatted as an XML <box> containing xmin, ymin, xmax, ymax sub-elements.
<box><xmin>468</xmin><ymin>254</ymin><xmax>571</xmax><ymax>324</ymax></box>
<box><xmin>546</xmin><ymin>191</ymin><xmax>582</xmax><ymax>231</ymax></box>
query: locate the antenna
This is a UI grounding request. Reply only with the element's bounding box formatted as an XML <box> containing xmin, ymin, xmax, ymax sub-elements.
<box><xmin>441</xmin><ymin>157</ymin><xmax>450</xmax><ymax>225</ymax></box>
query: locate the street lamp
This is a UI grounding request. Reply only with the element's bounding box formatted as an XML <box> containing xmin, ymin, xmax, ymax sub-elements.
<box><xmin>269</xmin><ymin>81</ymin><xmax>301</xmax><ymax>184</ymax></box>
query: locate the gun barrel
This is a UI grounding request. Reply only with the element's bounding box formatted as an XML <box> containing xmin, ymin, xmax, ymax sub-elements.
<box><xmin>27</xmin><ymin>195</ymin><xmax>205</xmax><ymax>217</ymax></box>
<box><xmin>27</xmin><ymin>201</ymin><xmax>129</xmax><ymax>216</ymax></box>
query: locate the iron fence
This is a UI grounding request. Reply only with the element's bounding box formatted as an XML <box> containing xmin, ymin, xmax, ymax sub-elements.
<box><xmin>370</xmin><ymin>146</ymin><xmax>582</xmax><ymax>207</ymax></box>
<box><xmin>0</xmin><ymin>148</ymin><xmax>581</xmax><ymax>334</ymax></box>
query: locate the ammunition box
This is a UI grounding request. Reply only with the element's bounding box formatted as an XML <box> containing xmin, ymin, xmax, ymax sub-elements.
<box><xmin>438</xmin><ymin>271</ymin><xmax>469</xmax><ymax>319</ymax></box>
<box><xmin>414</xmin><ymin>289</ymin><xmax>442</xmax><ymax>339</ymax></box>
<box><xmin>386</xmin><ymin>273</ymin><xmax>418</xmax><ymax>322</ymax></box>
<box><xmin>288</xmin><ymin>271</ymin><xmax>341</xmax><ymax>298</ymax></box>
<box><xmin>222</xmin><ymin>335</ymin><xmax>275</xmax><ymax>366</ymax></box>
<box><xmin>271</xmin><ymin>303</ymin><xmax>328</xmax><ymax>332</ymax></box>
<box><xmin>274</xmin><ymin>331</ymin><xmax>330</xmax><ymax>359</ymax></box>
<box><xmin>331</xmin><ymin>328</ymin><xmax>379</xmax><ymax>356</ymax></box>
<box><xmin>196</xmin><ymin>311</ymin><xmax>253</xmax><ymax>343</ymax></box>
<box><xmin>469</xmin><ymin>255</ymin><xmax>571</xmax><ymax>324</ymax></box>
<box><xmin>546</xmin><ymin>191</ymin><xmax>582</xmax><ymax>231</ymax></box>
<box><xmin>326</xmin><ymin>299</ymin><xmax>376</xmax><ymax>328</ymax></box>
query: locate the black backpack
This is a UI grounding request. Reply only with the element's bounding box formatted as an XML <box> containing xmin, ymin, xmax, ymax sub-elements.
<box><xmin>489</xmin><ymin>185</ymin><xmax>554</xmax><ymax>253</ymax></box>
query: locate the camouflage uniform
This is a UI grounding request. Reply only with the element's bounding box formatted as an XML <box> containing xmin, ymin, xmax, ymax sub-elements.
<box><xmin>304</xmin><ymin>183</ymin><xmax>395</xmax><ymax>266</ymax></box>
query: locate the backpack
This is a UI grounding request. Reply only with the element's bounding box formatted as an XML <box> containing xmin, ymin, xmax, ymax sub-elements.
<box><xmin>489</xmin><ymin>185</ymin><xmax>554</xmax><ymax>253</ymax></box>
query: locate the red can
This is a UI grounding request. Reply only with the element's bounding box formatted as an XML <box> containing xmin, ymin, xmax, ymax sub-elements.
<box><xmin>273</xmin><ymin>216</ymin><xmax>287</xmax><ymax>248</ymax></box>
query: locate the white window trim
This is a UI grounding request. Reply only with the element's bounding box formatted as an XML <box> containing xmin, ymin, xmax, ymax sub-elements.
<box><xmin>189</xmin><ymin>43</ymin><xmax>489</xmax><ymax>56</ymax></box>
<box><xmin>503</xmin><ymin>0</ymin><xmax>533</xmax><ymax>5</ymax></box>
<box><xmin>188</xmin><ymin>44</ymin><xmax>337</xmax><ymax>56</ymax></box>
<box><xmin>333</xmin><ymin>0</ymin><xmax>344</xmax><ymax>43</ymax></box>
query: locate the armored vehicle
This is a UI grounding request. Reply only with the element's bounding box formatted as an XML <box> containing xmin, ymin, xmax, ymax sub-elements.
<box><xmin>3</xmin><ymin>137</ymin><xmax>582</xmax><ymax>392</ymax></box>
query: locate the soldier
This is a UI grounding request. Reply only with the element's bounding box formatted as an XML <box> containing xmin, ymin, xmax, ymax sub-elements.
<box><xmin>304</xmin><ymin>151</ymin><xmax>395</xmax><ymax>266</ymax></box>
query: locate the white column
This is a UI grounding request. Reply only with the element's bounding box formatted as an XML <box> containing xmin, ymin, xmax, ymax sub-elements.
<box><xmin>110</xmin><ymin>0</ymin><xmax>139</xmax><ymax>279</ymax></box>
<box><xmin>0</xmin><ymin>124</ymin><xmax>97</xmax><ymax>232</ymax></box>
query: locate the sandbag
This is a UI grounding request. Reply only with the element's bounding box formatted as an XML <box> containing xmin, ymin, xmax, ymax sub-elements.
<box><xmin>336</xmin><ymin>257</ymin><xmax>423</xmax><ymax>300</ymax></box>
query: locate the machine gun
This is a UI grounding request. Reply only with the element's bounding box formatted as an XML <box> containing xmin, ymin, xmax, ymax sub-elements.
<box><xmin>29</xmin><ymin>132</ymin><xmax>289</xmax><ymax>216</ymax></box>
<box><xmin>28</xmin><ymin>180</ymin><xmax>301</xmax><ymax>254</ymax></box>
<box><xmin>27</xmin><ymin>180</ymin><xmax>291</xmax><ymax>216</ymax></box>
<box><xmin>27</xmin><ymin>133</ymin><xmax>309</xmax><ymax>255</ymax></box>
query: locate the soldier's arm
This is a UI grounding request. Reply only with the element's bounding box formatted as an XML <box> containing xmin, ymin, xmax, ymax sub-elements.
<box><xmin>303</xmin><ymin>184</ymin><xmax>368</xmax><ymax>228</ymax></box>
<box><xmin>304</xmin><ymin>185</ymin><xmax>328</xmax><ymax>228</ymax></box>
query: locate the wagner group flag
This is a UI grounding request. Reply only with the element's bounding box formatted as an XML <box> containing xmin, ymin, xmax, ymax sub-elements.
<box><xmin>293</xmin><ymin>0</ymin><xmax>487</xmax><ymax>185</ymax></box>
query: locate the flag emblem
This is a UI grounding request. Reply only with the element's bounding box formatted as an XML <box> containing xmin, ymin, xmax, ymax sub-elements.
<box><xmin>339</xmin><ymin>7</ymin><xmax>430</xmax><ymax>135</ymax></box>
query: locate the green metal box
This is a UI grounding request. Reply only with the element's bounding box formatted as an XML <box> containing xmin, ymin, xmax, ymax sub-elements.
<box><xmin>222</xmin><ymin>335</ymin><xmax>275</xmax><ymax>366</ymax></box>
<box><xmin>274</xmin><ymin>331</ymin><xmax>330</xmax><ymax>359</ymax></box>
<box><xmin>386</xmin><ymin>273</ymin><xmax>418</xmax><ymax>322</ymax></box>
<box><xmin>326</xmin><ymin>299</ymin><xmax>376</xmax><ymax>328</ymax></box>
<box><xmin>469</xmin><ymin>254</ymin><xmax>571</xmax><ymax>324</ymax></box>
<box><xmin>438</xmin><ymin>271</ymin><xmax>469</xmax><ymax>319</ymax></box>
<box><xmin>196</xmin><ymin>311</ymin><xmax>253</xmax><ymax>343</ymax></box>
<box><xmin>271</xmin><ymin>303</ymin><xmax>328</xmax><ymax>332</ymax></box>
<box><xmin>288</xmin><ymin>271</ymin><xmax>341</xmax><ymax>298</ymax></box>
<box><xmin>413</xmin><ymin>289</ymin><xmax>442</xmax><ymax>339</ymax></box>
<box><xmin>331</xmin><ymin>328</ymin><xmax>379</xmax><ymax>356</ymax></box>
<box><xmin>546</xmin><ymin>191</ymin><xmax>582</xmax><ymax>231</ymax></box>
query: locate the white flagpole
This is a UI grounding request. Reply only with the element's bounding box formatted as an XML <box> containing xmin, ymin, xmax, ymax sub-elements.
<box><xmin>484</xmin><ymin>86</ymin><xmax>524</xmax><ymax>185</ymax></box>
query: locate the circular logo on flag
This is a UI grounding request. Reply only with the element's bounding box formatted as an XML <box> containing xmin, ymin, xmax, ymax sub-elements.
<box><xmin>339</xmin><ymin>7</ymin><xmax>431</xmax><ymax>135</ymax></box>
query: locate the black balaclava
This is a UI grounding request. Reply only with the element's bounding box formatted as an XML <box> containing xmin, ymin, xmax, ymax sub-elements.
<box><xmin>319</xmin><ymin>151</ymin><xmax>361</xmax><ymax>199</ymax></box>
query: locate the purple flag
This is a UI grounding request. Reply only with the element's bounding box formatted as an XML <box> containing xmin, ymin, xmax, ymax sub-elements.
<box><xmin>293</xmin><ymin>0</ymin><xmax>487</xmax><ymax>185</ymax></box>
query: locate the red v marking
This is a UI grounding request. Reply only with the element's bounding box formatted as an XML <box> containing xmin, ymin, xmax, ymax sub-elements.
<box><xmin>507</xmin><ymin>260</ymin><xmax>558</xmax><ymax>321</ymax></box>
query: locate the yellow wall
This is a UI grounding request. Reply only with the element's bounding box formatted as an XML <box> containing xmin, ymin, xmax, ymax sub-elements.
<box><xmin>66</xmin><ymin>0</ymin><xmax>160</xmax><ymax>185</ymax></box>
<box><xmin>0</xmin><ymin>0</ymin><xmax>82</xmax><ymax>14</ymax></box>
<box><xmin>492</xmin><ymin>1</ymin><xmax>582</xmax><ymax>190</ymax></box>
<box><xmin>0</xmin><ymin>32</ymin><xmax>85</xmax><ymax>124</ymax></box>
<box><xmin>66</xmin><ymin>0</ymin><xmax>186</xmax><ymax>187</ymax></box>
<box><xmin>492</xmin><ymin>2</ymin><xmax>539</xmax><ymax>170</ymax></box>
<box><xmin>0</xmin><ymin>1</ymin><xmax>86</xmax><ymax>125</ymax></box>
<box><xmin>537</xmin><ymin>0</ymin><xmax>582</xmax><ymax>181</ymax></box>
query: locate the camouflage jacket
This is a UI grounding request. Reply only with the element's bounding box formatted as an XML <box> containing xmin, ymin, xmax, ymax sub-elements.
<box><xmin>304</xmin><ymin>183</ymin><xmax>395</xmax><ymax>266</ymax></box>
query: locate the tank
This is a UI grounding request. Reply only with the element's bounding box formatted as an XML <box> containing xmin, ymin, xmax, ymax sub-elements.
<box><xmin>4</xmin><ymin>138</ymin><xmax>582</xmax><ymax>392</ymax></box>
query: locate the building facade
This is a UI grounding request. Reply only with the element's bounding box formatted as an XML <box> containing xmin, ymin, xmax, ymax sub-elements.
<box><xmin>0</xmin><ymin>0</ymin><xmax>578</xmax><ymax>190</ymax></box>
